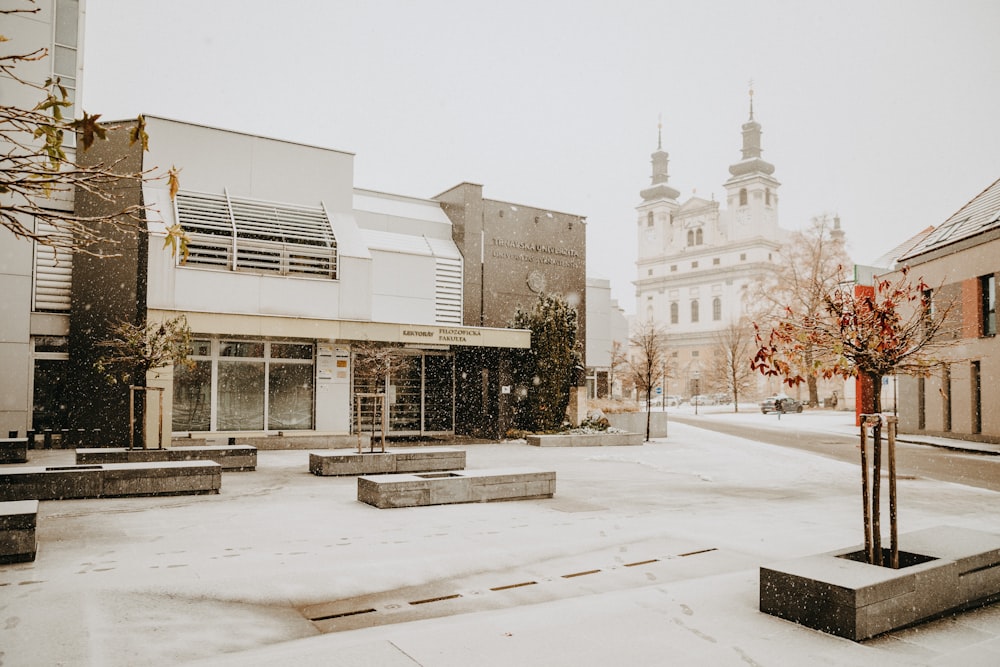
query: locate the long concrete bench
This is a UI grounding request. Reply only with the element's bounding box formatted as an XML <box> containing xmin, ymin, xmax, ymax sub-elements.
<box><xmin>0</xmin><ymin>500</ymin><xmax>37</xmax><ymax>564</ymax></box>
<box><xmin>0</xmin><ymin>438</ymin><xmax>29</xmax><ymax>463</ymax></box>
<box><xmin>760</xmin><ymin>525</ymin><xmax>1000</xmax><ymax>640</ymax></box>
<box><xmin>309</xmin><ymin>447</ymin><xmax>466</xmax><ymax>476</ymax></box>
<box><xmin>76</xmin><ymin>445</ymin><xmax>256</xmax><ymax>471</ymax></box>
<box><xmin>525</xmin><ymin>432</ymin><xmax>642</xmax><ymax>447</ymax></box>
<box><xmin>357</xmin><ymin>467</ymin><xmax>556</xmax><ymax>508</ymax></box>
<box><xmin>0</xmin><ymin>461</ymin><xmax>221</xmax><ymax>501</ymax></box>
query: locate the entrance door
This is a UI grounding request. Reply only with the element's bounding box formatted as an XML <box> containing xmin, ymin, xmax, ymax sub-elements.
<box><xmin>351</xmin><ymin>350</ymin><xmax>454</xmax><ymax>437</ymax></box>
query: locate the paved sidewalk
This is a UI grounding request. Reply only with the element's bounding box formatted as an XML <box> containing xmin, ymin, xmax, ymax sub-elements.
<box><xmin>1</xmin><ymin>421</ymin><xmax>999</xmax><ymax>666</ymax></box>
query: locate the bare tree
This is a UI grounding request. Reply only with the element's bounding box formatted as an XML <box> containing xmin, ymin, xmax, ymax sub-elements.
<box><xmin>2</xmin><ymin>3</ymin><xmax>187</xmax><ymax>256</ymax></box>
<box><xmin>752</xmin><ymin>267</ymin><xmax>958</xmax><ymax>566</ymax></box>
<box><xmin>607</xmin><ymin>339</ymin><xmax>627</xmax><ymax>400</ymax></box>
<box><xmin>625</xmin><ymin>321</ymin><xmax>670</xmax><ymax>441</ymax></box>
<box><xmin>710</xmin><ymin>317</ymin><xmax>757</xmax><ymax>412</ymax></box>
<box><xmin>748</xmin><ymin>215</ymin><xmax>852</xmax><ymax>406</ymax></box>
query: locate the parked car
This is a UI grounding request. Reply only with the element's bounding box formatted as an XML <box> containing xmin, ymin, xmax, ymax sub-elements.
<box><xmin>690</xmin><ymin>394</ymin><xmax>716</xmax><ymax>406</ymax></box>
<box><xmin>760</xmin><ymin>395</ymin><xmax>804</xmax><ymax>414</ymax></box>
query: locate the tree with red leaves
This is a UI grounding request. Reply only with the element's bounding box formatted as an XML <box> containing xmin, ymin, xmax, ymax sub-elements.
<box><xmin>752</xmin><ymin>266</ymin><xmax>957</xmax><ymax>566</ymax></box>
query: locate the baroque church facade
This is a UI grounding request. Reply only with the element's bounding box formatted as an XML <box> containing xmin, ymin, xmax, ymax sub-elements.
<box><xmin>634</xmin><ymin>95</ymin><xmax>788</xmax><ymax>400</ymax></box>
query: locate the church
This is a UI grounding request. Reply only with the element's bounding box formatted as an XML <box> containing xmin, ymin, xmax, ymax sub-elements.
<box><xmin>633</xmin><ymin>92</ymin><xmax>789</xmax><ymax>400</ymax></box>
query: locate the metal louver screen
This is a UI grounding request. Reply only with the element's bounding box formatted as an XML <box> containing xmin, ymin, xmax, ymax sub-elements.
<box><xmin>33</xmin><ymin>220</ymin><xmax>73</xmax><ymax>311</ymax></box>
<box><xmin>435</xmin><ymin>257</ymin><xmax>463</xmax><ymax>324</ymax></box>
<box><xmin>174</xmin><ymin>191</ymin><xmax>337</xmax><ymax>279</ymax></box>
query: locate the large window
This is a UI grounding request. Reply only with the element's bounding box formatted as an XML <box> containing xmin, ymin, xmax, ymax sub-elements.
<box><xmin>173</xmin><ymin>339</ymin><xmax>315</xmax><ymax>432</ymax></box>
<box><xmin>981</xmin><ymin>274</ymin><xmax>996</xmax><ymax>336</ymax></box>
<box><xmin>691</xmin><ymin>300</ymin><xmax>699</xmax><ymax>323</ymax></box>
<box><xmin>712</xmin><ymin>297</ymin><xmax>722</xmax><ymax>321</ymax></box>
<box><xmin>670</xmin><ymin>302</ymin><xmax>678</xmax><ymax>324</ymax></box>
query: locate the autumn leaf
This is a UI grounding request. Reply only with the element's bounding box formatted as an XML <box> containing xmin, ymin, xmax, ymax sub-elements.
<box><xmin>129</xmin><ymin>114</ymin><xmax>150</xmax><ymax>151</ymax></box>
<box><xmin>73</xmin><ymin>112</ymin><xmax>107</xmax><ymax>150</ymax></box>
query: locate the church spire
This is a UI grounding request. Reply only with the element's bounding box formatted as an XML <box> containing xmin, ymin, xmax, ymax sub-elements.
<box><xmin>729</xmin><ymin>87</ymin><xmax>774</xmax><ymax>177</ymax></box>
<box><xmin>642</xmin><ymin>117</ymin><xmax>679</xmax><ymax>201</ymax></box>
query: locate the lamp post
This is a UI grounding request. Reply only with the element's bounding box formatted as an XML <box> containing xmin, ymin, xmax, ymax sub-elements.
<box><xmin>693</xmin><ymin>370</ymin><xmax>700</xmax><ymax>416</ymax></box>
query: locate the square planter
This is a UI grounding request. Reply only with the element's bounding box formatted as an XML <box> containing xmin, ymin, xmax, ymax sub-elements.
<box><xmin>759</xmin><ymin>525</ymin><xmax>1000</xmax><ymax>640</ymax></box>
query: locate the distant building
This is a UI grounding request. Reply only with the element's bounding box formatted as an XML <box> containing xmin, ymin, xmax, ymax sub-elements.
<box><xmin>893</xmin><ymin>177</ymin><xmax>1000</xmax><ymax>442</ymax></box>
<box><xmin>633</xmin><ymin>94</ymin><xmax>791</xmax><ymax>399</ymax></box>
<box><xmin>585</xmin><ymin>278</ymin><xmax>629</xmax><ymax>400</ymax></box>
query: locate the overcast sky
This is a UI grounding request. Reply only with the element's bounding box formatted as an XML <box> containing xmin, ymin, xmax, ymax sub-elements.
<box><xmin>80</xmin><ymin>0</ymin><xmax>1000</xmax><ymax>313</ymax></box>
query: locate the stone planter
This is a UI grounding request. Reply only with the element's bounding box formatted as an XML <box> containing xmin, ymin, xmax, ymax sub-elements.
<box><xmin>759</xmin><ymin>525</ymin><xmax>1000</xmax><ymax>640</ymax></box>
<box><xmin>525</xmin><ymin>432</ymin><xmax>642</xmax><ymax>447</ymax></box>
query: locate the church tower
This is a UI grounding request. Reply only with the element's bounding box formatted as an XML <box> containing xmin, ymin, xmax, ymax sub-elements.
<box><xmin>724</xmin><ymin>87</ymin><xmax>780</xmax><ymax>240</ymax></box>
<box><xmin>636</xmin><ymin>120</ymin><xmax>680</xmax><ymax>266</ymax></box>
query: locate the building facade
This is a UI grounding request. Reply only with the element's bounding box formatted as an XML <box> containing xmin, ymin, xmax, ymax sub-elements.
<box><xmin>0</xmin><ymin>0</ymin><xmax>85</xmax><ymax>437</ymax></box>
<box><xmin>894</xmin><ymin>177</ymin><xmax>1000</xmax><ymax>442</ymax></box>
<box><xmin>585</xmin><ymin>278</ymin><xmax>629</xmax><ymax>399</ymax></box>
<box><xmin>633</xmin><ymin>99</ymin><xmax>788</xmax><ymax>399</ymax></box>
<box><xmin>67</xmin><ymin>117</ymin><xmax>552</xmax><ymax>445</ymax></box>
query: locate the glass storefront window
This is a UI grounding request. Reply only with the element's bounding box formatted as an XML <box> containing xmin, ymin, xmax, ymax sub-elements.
<box><xmin>268</xmin><ymin>362</ymin><xmax>314</xmax><ymax>429</ymax></box>
<box><xmin>220</xmin><ymin>341</ymin><xmax>265</xmax><ymax>357</ymax></box>
<box><xmin>218</xmin><ymin>360</ymin><xmax>265</xmax><ymax>430</ymax></box>
<box><xmin>172</xmin><ymin>360</ymin><xmax>212</xmax><ymax>431</ymax></box>
<box><xmin>172</xmin><ymin>339</ymin><xmax>314</xmax><ymax>433</ymax></box>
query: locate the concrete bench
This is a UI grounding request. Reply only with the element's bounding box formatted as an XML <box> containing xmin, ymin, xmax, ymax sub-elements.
<box><xmin>760</xmin><ymin>525</ymin><xmax>1000</xmax><ymax>640</ymax></box>
<box><xmin>525</xmin><ymin>432</ymin><xmax>643</xmax><ymax>447</ymax></box>
<box><xmin>0</xmin><ymin>461</ymin><xmax>221</xmax><ymax>501</ymax></box>
<box><xmin>358</xmin><ymin>467</ymin><xmax>556</xmax><ymax>508</ymax></box>
<box><xmin>0</xmin><ymin>438</ymin><xmax>29</xmax><ymax>463</ymax></box>
<box><xmin>309</xmin><ymin>447</ymin><xmax>466</xmax><ymax>476</ymax></box>
<box><xmin>0</xmin><ymin>500</ymin><xmax>38</xmax><ymax>564</ymax></box>
<box><xmin>76</xmin><ymin>445</ymin><xmax>256</xmax><ymax>471</ymax></box>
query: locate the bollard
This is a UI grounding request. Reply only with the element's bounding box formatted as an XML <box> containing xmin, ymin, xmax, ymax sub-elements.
<box><xmin>43</xmin><ymin>429</ymin><xmax>53</xmax><ymax>449</ymax></box>
<box><xmin>27</xmin><ymin>430</ymin><xmax>35</xmax><ymax>450</ymax></box>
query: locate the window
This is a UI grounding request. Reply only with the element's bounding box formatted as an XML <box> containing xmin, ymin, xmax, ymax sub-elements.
<box><xmin>981</xmin><ymin>274</ymin><xmax>996</xmax><ymax>336</ymax></box>
<box><xmin>765</xmin><ymin>188</ymin><xmax>771</xmax><ymax>206</ymax></box>
<box><xmin>687</xmin><ymin>230</ymin><xmax>694</xmax><ymax>246</ymax></box>
<box><xmin>695</xmin><ymin>228</ymin><xmax>703</xmax><ymax>245</ymax></box>
<box><xmin>691</xmin><ymin>300</ymin><xmax>699</xmax><ymax>323</ymax></box>
<box><xmin>712</xmin><ymin>297</ymin><xmax>722</xmax><ymax>321</ymax></box>
<box><xmin>648</xmin><ymin>269</ymin><xmax>653</xmax><ymax>276</ymax></box>
<box><xmin>670</xmin><ymin>265</ymin><xmax>677</xmax><ymax>272</ymax></box>
<box><xmin>942</xmin><ymin>364</ymin><xmax>952</xmax><ymax>432</ymax></box>
<box><xmin>175</xmin><ymin>190</ymin><xmax>338</xmax><ymax>279</ymax></box>
<box><xmin>691</xmin><ymin>261</ymin><xmax>699</xmax><ymax>269</ymax></box>
<box><xmin>740</xmin><ymin>253</ymin><xmax>746</xmax><ymax>261</ymax></box>
<box><xmin>692</xmin><ymin>351</ymin><xmax>699</xmax><ymax>357</ymax></box>
<box><xmin>739</xmin><ymin>188</ymin><xmax>748</xmax><ymax>206</ymax></box>
<box><xmin>647</xmin><ymin>211</ymin><xmax>654</xmax><ymax>227</ymax></box>
<box><xmin>670</xmin><ymin>302</ymin><xmax>678</xmax><ymax>324</ymax></box>
<box><xmin>712</xmin><ymin>257</ymin><xmax>720</xmax><ymax>266</ymax></box>
<box><xmin>53</xmin><ymin>0</ymin><xmax>79</xmax><ymax>146</ymax></box>
<box><xmin>173</xmin><ymin>339</ymin><xmax>315</xmax><ymax>433</ymax></box>
<box><xmin>972</xmin><ymin>360</ymin><xmax>982</xmax><ymax>434</ymax></box>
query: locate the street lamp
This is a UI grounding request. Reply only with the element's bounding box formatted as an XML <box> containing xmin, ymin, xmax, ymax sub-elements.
<box><xmin>693</xmin><ymin>370</ymin><xmax>700</xmax><ymax>416</ymax></box>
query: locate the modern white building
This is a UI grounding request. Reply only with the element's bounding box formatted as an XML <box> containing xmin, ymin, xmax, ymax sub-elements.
<box><xmin>0</xmin><ymin>0</ymin><xmax>85</xmax><ymax>437</ymax></box>
<box><xmin>69</xmin><ymin>117</ymin><xmax>532</xmax><ymax>446</ymax></box>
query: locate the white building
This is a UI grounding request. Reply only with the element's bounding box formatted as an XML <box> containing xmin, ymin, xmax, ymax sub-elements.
<box><xmin>68</xmin><ymin>117</ymin><xmax>530</xmax><ymax>446</ymax></box>
<box><xmin>0</xmin><ymin>0</ymin><xmax>85</xmax><ymax>437</ymax></box>
<box><xmin>633</xmin><ymin>97</ymin><xmax>790</xmax><ymax>398</ymax></box>
<box><xmin>585</xmin><ymin>277</ymin><xmax>629</xmax><ymax>399</ymax></box>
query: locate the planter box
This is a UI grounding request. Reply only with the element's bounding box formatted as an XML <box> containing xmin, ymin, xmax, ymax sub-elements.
<box><xmin>0</xmin><ymin>462</ymin><xmax>221</xmax><ymax>501</ymax></box>
<box><xmin>0</xmin><ymin>500</ymin><xmax>37</xmax><ymax>563</ymax></box>
<box><xmin>76</xmin><ymin>445</ymin><xmax>256</xmax><ymax>471</ymax></box>
<box><xmin>0</xmin><ymin>438</ymin><xmax>28</xmax><ymax>464</ymax></box>
<box><xmin>525</xmin><ymin>432</ymin><xmax>642</xmax><ymax>447</ymax></box>
<box><xmin>606</xmin><ymin>412</ymin><xmax>669</xmax><ymax>438</ymax></box>
<box><xmin>309</xmin><ymin>447</ymin><xmax>465</xmax><ymax>476</ymax></box>
<box><xmin>759</xmin><ymin>525</ymin><xmax>1000</xmax><ymax>640</ymax></box>
<box><xmin>358</xmin><ymin>467</ymin><xmax>555</xmax><ymax>508</ymax></box>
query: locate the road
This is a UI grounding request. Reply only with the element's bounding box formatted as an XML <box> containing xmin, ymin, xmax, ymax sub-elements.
<box><xmin>669</xmin><ymin>411</ymin><xmax>1000</xmax><ymax>493</ymax></box>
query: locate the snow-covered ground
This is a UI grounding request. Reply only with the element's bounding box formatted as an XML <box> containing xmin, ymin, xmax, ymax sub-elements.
<box><xmin>2</xmin><ymin>421</ymin><xmax>999</xmax><ymax>666</ymax></box>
